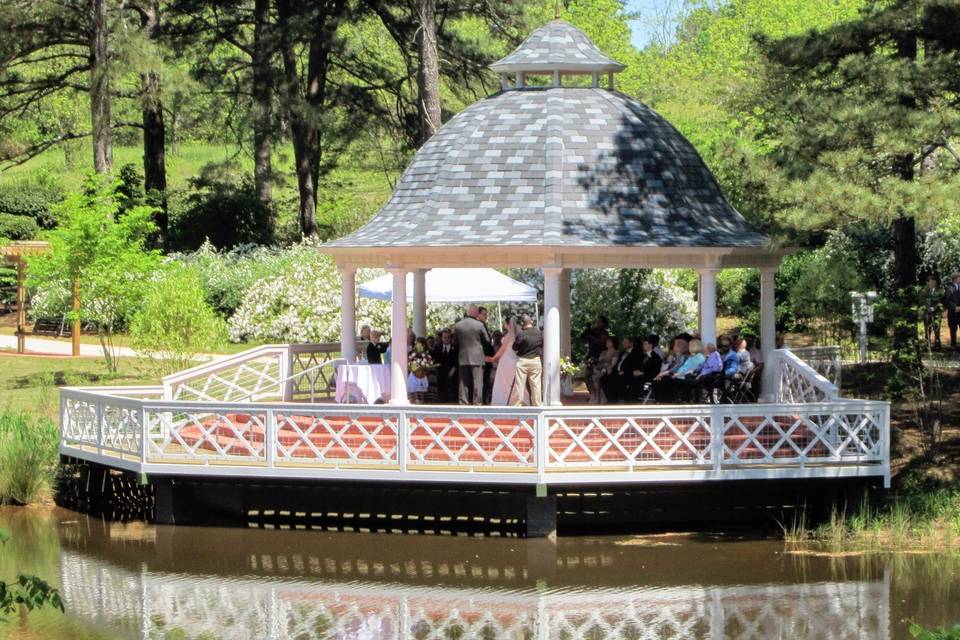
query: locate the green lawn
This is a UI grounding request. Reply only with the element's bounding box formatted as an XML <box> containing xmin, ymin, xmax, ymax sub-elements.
<box><xmin>0</xmin><ymin>355</ymin><xmax>158</xmax><ymax>419</ymax></box>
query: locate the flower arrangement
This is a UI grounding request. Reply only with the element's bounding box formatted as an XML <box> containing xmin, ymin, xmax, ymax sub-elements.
<box><xmin>559</xmin><ymin>356</ymin><xmax>581</xmax><ymax>378</ymax></box>
<box><xmin>408</xmin><ymin>351</ymin><xmax>435</xmax><ymax>377</ymax></box>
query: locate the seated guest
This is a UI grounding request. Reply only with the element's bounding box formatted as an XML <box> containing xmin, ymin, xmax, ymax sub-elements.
<box><xmin>749</xmin><ymin>339</ymin><xmax>764</xmax><ymax>366</ymax></box>
<box><xmin>366</xmin><ymin>330</ymin><xmax>389</xmax><ymax>364</ymax></box>
<box><xmin>601</xmin><ymin>336</ymin><xmax>642</xmax><ymax>403</ymax></box>
<box><xmin>592</xmin><ymin>336</ymin><xmax>619</xmax><ymax>403</ymax></box>
<box><xmin>649</xmin><ymin>334</ymin><xmax>664</xmax><ymax>360</ymax></box>
<box><xmin>659</xmin><ymin>338</ymin><xmax>687</xmax><ymax>375</ymax></box>
<box><xmin>635</xmin><ymin>336</ymin><xmax>663</xmax><ymax>398</ymax></box>
<box><xmin>686</xmin><ymin>342</ymin><xmax>722</xmax><ymax>402</ymax></box>
<box><xmin>720</xmin><ymin>337</ymin><xmax>740</xmax><ymax>378</ymax></box>
<box><xmin>735</xmin><ymin>338</ymin><xmax>755</xmax><ymax>377</ymax></box>
<box><xmin>653</xmin><ymin>339</ymin><xmax>703</xmax><ymax>402</ymax></box>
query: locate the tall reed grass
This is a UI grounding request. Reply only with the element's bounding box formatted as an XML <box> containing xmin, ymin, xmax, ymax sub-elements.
<box><xmin>0</xmin><ymin>409</ymin><xmax>59</xmax><ymax>505</ymax></box>
<box><xmin>782</xmin><ymin>490</ymin><xmax>960</xmax><ymax>552</ymax></box>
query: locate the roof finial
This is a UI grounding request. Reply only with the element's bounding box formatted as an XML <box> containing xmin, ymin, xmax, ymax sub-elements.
<box><xmin>554</xmin><ymin>0</ymin><xmax>560</xmax><ymax>19</ymax></box>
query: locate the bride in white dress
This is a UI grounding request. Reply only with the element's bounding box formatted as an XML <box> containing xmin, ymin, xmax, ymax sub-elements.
<box><xmin>490</xmin><ymin>318</ymin><xmax>520</xmax><ymax>406</ymax></box>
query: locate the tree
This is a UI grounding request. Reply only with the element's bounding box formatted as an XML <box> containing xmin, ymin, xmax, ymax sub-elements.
<box><xmin>130</xmin><ymin>264</ymin><xmax>226</xmax><ymax>374</ymax></box>
<box><xmin>753</xmin><ymin>0</ymin><xmax>960</xmax><ymax>287</ymax></box>
<box><xmin>27</xmin><ymin>176</ymin><xmax>161</xmax><ymax>372</ymax></box>
<box><xmin>417</xmin><ymin>0</ymin><xmax>441</xmax><ymax>144</ymax></box>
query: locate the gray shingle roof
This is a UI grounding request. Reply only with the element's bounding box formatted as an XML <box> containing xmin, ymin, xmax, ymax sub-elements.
<box><xmin>326</xmin><ymin>87</ymin><xmax>768</xmax><ymax>250</ymax></box>
<box><xmin>489</xmin><ymin>20</ymin><xmax>625</xmax><ymax>74</ymax></box>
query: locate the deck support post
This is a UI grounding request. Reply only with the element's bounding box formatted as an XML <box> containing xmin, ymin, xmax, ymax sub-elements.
<box><xmin>559</xmin><ymin>269</ymin><xmax>571</xmax><ymax>358</ymax></box>
<box><xmin>760</xmin><ymin>266</ymin><xmax>777</xmax><ymax>401</ymax></box>
<box><xmin>524</xmin><ymin>492</ymin><xmax>557</xmax><ymax>538</ymax></box>
<box><xmin>698</xmin><ymin>266</ymin><xmax>718</xmax><ymax>345</ymax></box>
<box><xmin>154</xmin><ymin>479</ymin><xmax>195</xmax><ymax>525</ymax></box>
<box><xmin>543</xmin><ymin>266</ymin><xmax>563</xmax><ymax>406</ymax></box>
<box><xmin>339</xmin><ymin>266</ymin><xmax>357</xmax><ymax>363</ymax></box>
<box><xmin>388</xmin><ymin>267</ymin><xmax>410</xmax><ymax>405</ymax></box>
<box><xmin>413</xmin><ymin>268</ymin><xmax>427</xmax><ymax>339</ymax></box>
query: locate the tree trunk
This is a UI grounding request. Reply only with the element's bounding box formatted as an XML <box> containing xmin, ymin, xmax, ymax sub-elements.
<box><xmin>253</xmin><ymin>0</ymin><xmax>274</xmax><ymax>208</ymax></box>
<box><xmin>138</xmin><ymin>1</ymin><xmax>167</xmax><ymax>246</ymax></box>
<box><xmin>416</xmin><ymin>0</ymin><xmax>441</xmax><ymax>145</ymax></box>
<box><xmin>277</xmin><ymin>0</ymin><xmax>342</xmax><ymax>238</ymax></box>
<box><xmin>90</xmin><ymin>0</ymin><xmax>112</xmax><ymax>174</ymax></box>
<box><xmin>890</xmin><ymin>32</ymin><xmax>918</xmax><ymax>288</ymax></box>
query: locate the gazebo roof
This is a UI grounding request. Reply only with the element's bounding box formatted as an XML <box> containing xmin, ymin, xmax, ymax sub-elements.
<box><xmin>489</xmin><ymin>19</ymin><xmax>626</xmax><ymax>74</ymax></box>
<box><xmin>324</xmin><ymin>21</ymin><xmax>775</xmax><ymax>268</ymax></box>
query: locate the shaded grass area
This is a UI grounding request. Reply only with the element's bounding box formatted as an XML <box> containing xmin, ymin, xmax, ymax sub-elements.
<box><xmin>0</xmin><ymin>355</ymin><xmax>157</xmax><ymax>419</ymax></box>
<box><xmin>781</xmin><ymin>362</ymin><xmax>960</xmax><ymax>553</ymax></box>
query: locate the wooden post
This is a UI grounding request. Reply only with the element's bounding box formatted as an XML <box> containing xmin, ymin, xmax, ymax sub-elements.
<box><xmin>15</xmin><ymin>259</ymin><xmax>26</xmax><ymax>354</ymax></box>
<box><xmin>71</xmin><ymin>275</ymin><xmax>81</xmax><ymax>357</ymax></box>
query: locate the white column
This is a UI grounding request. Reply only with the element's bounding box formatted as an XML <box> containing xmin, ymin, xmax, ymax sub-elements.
<box><xmin>388</xmin><ymin>267</ymin><xmax>409</xmax><ymax>405</ymax></box>
<box><xmin>760</xmin><ymin>266</ymin><xmax>777</xmax><ymax>401</ymax></box>
<box><xmin>698</xmin><ymin>267</ymin><xmax>718</xmax><ymax>345</ymax></box>
<box><xmin>413</xmin><ymin>269</ymin><xmax>427</xmax><ymax>339</ymax></box>
<box><xmin>543</xmin><ymin>267</ymin><xmax>562</xmax><ymax>406</ymax></box>
<box><xmin>559</xmin><ymin>269</ymin><xmax>571</xmax><ymax>358</ymax></box>
<box><xmin>339</xmin><ymin>266</ymin><xmax>356</xmax><ymax>363</ymax></box>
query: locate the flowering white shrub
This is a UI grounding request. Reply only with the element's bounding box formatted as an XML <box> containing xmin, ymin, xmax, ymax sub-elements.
<box><xmin>571</xmin><ymin>268</ymin><xmax>696</xmax><ymax>350</ymax></box>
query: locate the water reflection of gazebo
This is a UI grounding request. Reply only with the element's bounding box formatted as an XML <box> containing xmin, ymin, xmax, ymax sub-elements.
<box><xmin>321</xmin><ymin>19</ymin><xmax>786</xmax><ymax>405</ymax></box>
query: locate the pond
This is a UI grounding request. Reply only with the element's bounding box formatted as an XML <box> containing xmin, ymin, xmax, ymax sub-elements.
<box><xmin>0</xmin><ymin>506</ymin><xmax>958</xmax><ymax>640</ymax></box>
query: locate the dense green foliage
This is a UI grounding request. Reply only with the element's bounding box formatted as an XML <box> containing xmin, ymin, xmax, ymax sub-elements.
<box><xmin>130</xmin><ymin>264</ymin><xmax>227</xmax><ymax>374</ymax></box>
<box><xmin>0</xmin><ymin>410</ymin><xmax>59</xmax><ymax>505</ymax></box>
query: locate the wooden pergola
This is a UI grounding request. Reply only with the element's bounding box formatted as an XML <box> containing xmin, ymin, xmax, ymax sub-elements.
<box><xmin>0</xmin><ymin>240</ymin><xmax>81</xmax><ymax>356</ymax></box>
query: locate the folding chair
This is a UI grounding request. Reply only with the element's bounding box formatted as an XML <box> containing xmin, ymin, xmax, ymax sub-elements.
<box><xmin>728</xmin><ymin>368</ymin><xmax>758</xmax><ymax>404</ymax></box>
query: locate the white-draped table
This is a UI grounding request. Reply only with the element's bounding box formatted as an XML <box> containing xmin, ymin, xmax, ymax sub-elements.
<box><xmin>335</xmin><ymin>363</ymin><xmax>391</xmax><ymax>404</ymax></box>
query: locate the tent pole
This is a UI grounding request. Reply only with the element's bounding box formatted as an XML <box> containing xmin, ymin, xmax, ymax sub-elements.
<box><xmin>535</xmin><ymin>301</ymin><xmax>540</xmax><ymax>327</ymax></box>
<box><xmin>497</xmin><ymin>302</ymin><xmax>502</xmax><ymax>329</ymax></box>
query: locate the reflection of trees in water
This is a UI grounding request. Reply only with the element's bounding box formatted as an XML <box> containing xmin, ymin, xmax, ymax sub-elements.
<box><xmin>58</xmin><ymin>549</ymin><xmax>893</xmax><ymax>640</ymax></box>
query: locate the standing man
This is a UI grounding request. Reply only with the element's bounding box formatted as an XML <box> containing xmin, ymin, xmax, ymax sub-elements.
<box><xmin>948</xmin><ymin>273</ymin><xmax>960</xmax><ymax>352</ymax></box>
<box><xmin>478</xmin><ymin>306</ymin><xmax>495</xmax><ymax>404</ymax></box>
<box><xmin>925</xmin><ymin>276</ymin><xmax>943</xmax><ymax>351</ymax></box>
<box><xmin>453</xmin><ymin>305</ymin><xmax>491</xmax><ymax>405</ymax></box>
<box><xmin>431</xmin><ymin>329</ymin><xmax>458</xmax><ymax>403</ymax></box>
<box><xmin>511</xmin><ymin>315</ymin><xmax>543</xmax><ymax>406</ymax></box>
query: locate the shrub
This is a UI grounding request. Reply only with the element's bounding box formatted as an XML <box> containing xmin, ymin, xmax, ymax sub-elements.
<box><xmin>227</xmin><ymin>241</ymin><xmax>391</xmax><ymax>343</ymax></box>
<box><xmin>0</xmin><ymin>171</ymin><xmax>63</xmax><ymax>229</ymax></box>
<box><xmin>167</xmin><ymin>161</ymin><xmax>275</xmax><ymax>250</ymax></box>
<box><xmin>787</xmin><ymin>234</ymin><xmax>863</xmax><ymax>344</ymax></box>
<box><xmin>571</xmin><ymin>268</ymin><xmax>696</xmax><ymax>359</ymax></box>
<box><xmin>0</xmin><ymin>213</ymin><xmax>39</xmax><ymax>240</ymax></box>
<box><xmin>130</xmin><ymin>264</ymin><xmax>227</xmax><ymax>375</ymax></box>
<box><xmin>0</xmin><ymin>410</ymin><xmax>59</xmax><ymax>505</ymax></box>
<box><xmin>716</xmin><ymin>268</ymin><xmax>758</xmax><ymax>316</ymax></box>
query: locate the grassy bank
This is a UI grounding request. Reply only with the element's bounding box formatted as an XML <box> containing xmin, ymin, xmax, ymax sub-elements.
<box><xmin>0</xmin><ymin>410</ymin><xmax>59</xmax><ymax>505</ymax></box>
<box><xmin>0</xmin><ymin>355</ymin><xmax>156</xmax><ymax>418</ymax></box>
<box><xmin>785</xmin><ymin>489</ymin><xmax>960</xmax><ymax>554</ymax></box>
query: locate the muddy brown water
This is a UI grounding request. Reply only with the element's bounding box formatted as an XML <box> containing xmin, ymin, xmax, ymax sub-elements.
<box><xmin>0</xmin><ymin>506</ymin><xmax>958</xmax><ymax>639</ymax></box>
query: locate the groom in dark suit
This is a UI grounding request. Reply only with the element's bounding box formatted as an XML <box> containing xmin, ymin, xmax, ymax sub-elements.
<box><xmin>453</xmin><ymin>305</ymin><xmax>492</xmax><ymax>405</ymax></box>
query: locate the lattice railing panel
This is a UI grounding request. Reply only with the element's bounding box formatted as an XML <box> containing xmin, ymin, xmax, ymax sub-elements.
<box><xmin>777</xmin><ymin>350</ymin><xmax>839</xmax><ymax>404</ymax></box>
<box><xmin>167</xmin><ymin>350</ymin><xmax>285</xmax><ymax>403</ymax></box>
<box><xmin>62</xmin><ymin>396</ymin><xmax>97</xmax><ymax>447</ymax></box>
<box><xmin>547</xmin><ymin>415</ymin><xmax>713</xmax><ymax>466</ymax></box>
<box><xmin>275</xmin><ymin>412</ymin><xmax>398</xmax><ymax>465</ymax></box>
<box><xmin>145</xmin><ymin>410</ymin><xmax>267</xmax><ymax>461</ymax></box>
<box><xmin>407</xmin><ymin>414</ymin><xmax>537</xmax><ymax>467</ymax></box>
<box><xmin>101</xmin><ymin>403</ymin><xmax>142</xmax><ymax>456</ymax></box>
<box><xmin>791</xmin><ymin>345</ymin><xmax>842</xmax><ymax>388</ymax></box>
<box><xmin>289</xmin><ymin>349</ymin><xmax>340</xmax><ymax>402</ymax></box>
<box><xmin>722</xmin><ymin>409</ymin><xmax>884</xmax><ymax>465</ymax></box>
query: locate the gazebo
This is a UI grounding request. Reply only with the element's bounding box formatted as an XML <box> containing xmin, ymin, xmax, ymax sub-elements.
<box><xmin>55</xmin><ymin>20</ymin><xmax>889</xmax><ymax>536</ymax></box>
<box><xmin>322</xmin><ymin>19</ymin><xmax>788</xmax><ymax>405</ymax></box>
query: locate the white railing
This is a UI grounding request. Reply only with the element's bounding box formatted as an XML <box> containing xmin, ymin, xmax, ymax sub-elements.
<box><xmin>60</xmin><ymin>389</ymin><xmax>891</xmax><ymax>486</ymax></box>
<box><xmin>161</xmin><ymin>342</ymin><xmax>351</xmax><ymax>403</ymax></box>
<box><xmin>776</xmin><ymin>348</ymin><xmax>840</xmax><ymax>403</ymax></box>
<box><xmin>58</xmin><ymin>549</ymin><xmax>892</xmax><ymax>640</ymax></box>
<box><xmin>790</xmin><ymin>345</ymin><xmax>842</xmax><ymax>388</ymax></box>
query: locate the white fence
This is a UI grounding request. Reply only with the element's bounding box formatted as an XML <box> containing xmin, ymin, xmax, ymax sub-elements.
<box><xmin>60</xmin><ymin>346</ymin><xmax>889</xmax><ymax>486</ymax></box>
